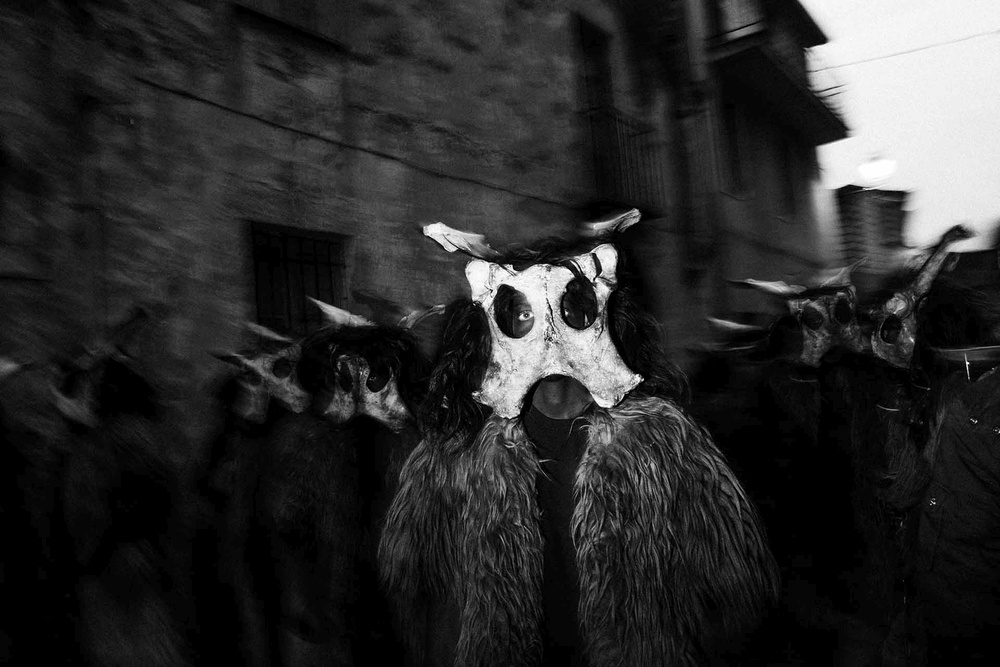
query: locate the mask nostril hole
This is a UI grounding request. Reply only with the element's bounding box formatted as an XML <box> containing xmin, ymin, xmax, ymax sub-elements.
<box><xmin>272</xmin><ymin>358</ymin><xmax>293</xmax><ymax>379</ymax></box>
<box><xmin>880</xmin><ymin>315</ymin><xmax>902</xmax><ymax>344</ymax></box>
<box><xmin>801</xmin><ymin>304</ymin><xmax>825</xmax><ymax>331</ymax></box>
<box><xmin>336</xmin><ymin>359</ymin><xmax>353</xmax><ymax>391</ymax></box>
<box><xmin>366</xmin><ymin>362</ymin><xmax>391</xmax><ymax>392</ymax></box>
<box><xmin>834</xmin><ymin>296</ymin><xmax>854</xmax><ymax>324</ymax></box>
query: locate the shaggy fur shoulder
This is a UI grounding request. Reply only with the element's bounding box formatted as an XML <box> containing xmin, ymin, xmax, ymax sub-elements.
<box><xmin>379</xmin><ymin>417</ymin><xmax>545</xmax><ymax>666</ymax></box>
<box><xmin>380</xmin><ymin>396</ymin><xmax>778</xmax><ymax>667</ymax></box>
<box><xmin>577</xmin><ymin>395</ymin><xmax>780</xmax><ymax>666</ymax></box>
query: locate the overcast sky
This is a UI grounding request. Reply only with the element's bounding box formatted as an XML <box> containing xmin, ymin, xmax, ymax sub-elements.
<box><xmin>799</xmin><ymin>0</ymin><xmax>1000</xmax><ymax>251</ymax></box>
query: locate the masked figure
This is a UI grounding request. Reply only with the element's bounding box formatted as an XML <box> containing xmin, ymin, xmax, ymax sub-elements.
<box><xmin>728</xmin><ymin>261</ymin><xmax>866</xmax><ymax>368</ymax></box>
<box><xmin>221</xmin><ymin>300</ymin><xmax>433</xmax><ymax>667</ymax></box>
<box><xmin>870</xmin><ymin>224</ymin><xmax>972</xmax><ymax>370</ymax></box>
<box><xmin>897</xmin><ymin>242</ymin><xmax>1000</xmax><ymax>666</ymax></box>
<box><xmin>380</xmin><ymin>210</ymin><xmax>779</xmax><ymax>667</ymax></box>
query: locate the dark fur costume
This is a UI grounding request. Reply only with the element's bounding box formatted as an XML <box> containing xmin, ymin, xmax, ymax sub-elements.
<box><xmin>897</xmin><ymin>272</ymin><xmax>1000</xmax><ymax>665</ymax></box>
<box><xmin>380</xmin><ymin>235</ymin><xmax>778</xmax><ymax>666</ymax></box>
<box><xmin>381</xmin><ymin>395</ymin><xmax>779</xmax><ymax>666</ymax></box>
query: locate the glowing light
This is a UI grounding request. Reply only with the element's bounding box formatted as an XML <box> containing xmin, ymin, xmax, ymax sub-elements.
<box><xmin>858</xmin><ymin>155</ymin><xmax>897</xmax><ymax>184</ymax></box>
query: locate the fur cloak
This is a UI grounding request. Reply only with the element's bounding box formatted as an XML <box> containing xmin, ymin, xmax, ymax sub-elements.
<box><xmin>379</xmin><ymin>394</ymin><xmax>779</xmax><ymax>667</ymax></box>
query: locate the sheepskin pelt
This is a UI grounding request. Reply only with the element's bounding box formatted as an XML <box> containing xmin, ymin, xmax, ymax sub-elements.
<box><xmin>379</xmin><ymin>395</ymin><xmax>779</xmax><ymax>667</ymax></box>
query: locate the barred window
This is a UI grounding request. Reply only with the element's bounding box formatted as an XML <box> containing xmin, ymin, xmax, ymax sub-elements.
<box><xmin>251</xmin><ymin>222</ymin><xmax>348</xmax><ymax>337</ymax></box>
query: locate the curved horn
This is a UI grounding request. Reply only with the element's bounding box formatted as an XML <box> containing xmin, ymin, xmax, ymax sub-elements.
<box><xmin>581</xmin><ymin>208</ymin><xmax>642</xmax><ymax>237</ymax></box>
<box><xmin>729</xmin><ymin>279</ymin><xmax>808</xmax><ymax>298</ymax></box>
<box><xmin>705</xmin><ymin>317</ymin><xmax>767</xmax><ymax>336</ymax></box>
<box><xmin>209</xmin><ymin>350</ymin><xmax>250</xmax><ymax>367</ymax></box>
<box><xmin>422</xmin><ymin>222</ymin><xmax>500</xmax><ymax>260</ymax></box>
<box><xmin>820</xmin><ymin>258</ymin><xmax>866</xmax><ymax>287</ymax></box>
<box><xmin>308</xmin><ymin>298</ymin><xmax>376</xmax><ymax>328</ymax></box>
<box><xmin>243</xmin><ymin>322</ymin><xmax>294</xmax><ymax>343</ymax></box>
<box><xmin>398</xmin><ymin>304</ymin><xmax>446</xmax><ymax>330</ymax></box>
<box><xmin>912</xmin><ymin>224</ymin><xmax>974</xmax><ymax>297</ymax></box>
<box><xmin>352</xmin><ymin>289</ymin><xmax>410</xmax><ymax>324</ymax></box>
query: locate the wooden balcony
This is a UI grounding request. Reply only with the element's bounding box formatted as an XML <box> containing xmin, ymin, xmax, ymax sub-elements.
<box><xmin>707</xmin><ymin>0</ymin><xmax>848</xmax><ymax>145</ymax></box>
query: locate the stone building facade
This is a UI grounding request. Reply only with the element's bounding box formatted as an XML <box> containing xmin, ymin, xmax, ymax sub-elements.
<box><xmin>0</xmin><ymin>0</ymin><xmax>846</xmax><ymax>462</ymax></box>
<box><xmin>0</xmin><ymin>0</ymin><xmax>689</xmax><ymax>462</ymax></box>
<box><xmin>677</xmin><ymin>0</ymin><xmax>849</xmax><ymax>326</ymax></box>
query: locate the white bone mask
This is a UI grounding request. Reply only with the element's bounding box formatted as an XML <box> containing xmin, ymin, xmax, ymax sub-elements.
<box><xmin>212</xmin><ymin>343</ymin><xmax>311</xmax><ymax>422</ymax></box>
<box><xmin>320</xmin><ymin>354</ymin><xmax>412</xmax><ymax>432</ymax></box>
<box><xmin>786</xmin><ymin>287</ymin><xmax>864</xmax><ymax>367</ymax></box>
<box><xmin>466</xmin><ymin>243</ymin><xmax>643</xmax><ymax>418</ymax></box>
<box><xmin>870</xmin><ymin>224</ymin><xmax>972</xmax><ymax>369</ymax></box>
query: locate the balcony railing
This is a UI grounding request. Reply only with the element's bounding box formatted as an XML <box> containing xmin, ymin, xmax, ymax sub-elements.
<box><xmin>586</xmin><ymin>106</ymin><xmax>671</xmax><ymax>217</ymax></box>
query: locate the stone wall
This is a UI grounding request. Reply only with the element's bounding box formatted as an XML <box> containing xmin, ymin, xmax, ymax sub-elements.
<box><xmin>1</xmin><ymin>0</ymin><xmax>680</xmax><ymax>464</ymax></box>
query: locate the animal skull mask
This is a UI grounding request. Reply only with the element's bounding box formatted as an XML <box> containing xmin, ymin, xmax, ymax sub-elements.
<box><xmin>466</xmin><ymin>243</ymin><xmax>643</xmax><ymax>418</ymax></box>
<box><xmin>213</xmin><ymin>340</ymin><xmax>311</xmax><ymax>422</ymax></box>
<box><xmin>786</xmin><ymin>286</ymin><xmax>864</xmax><ymax>366</ymax></box>
<box><xmin>733</xmin><ymin>263</ymin><xmax>865</xmax><ymax>367</ymax></box>
<box><xmin>319</xmin><ymin>352</ymin><xmax>412</xmax><ymax>432</ymax></box>
<box><xmin>305</xmin><ymin>298</ymin><xmax>441</xmax><ymax>432</ymax></box>
<box><xmin>870</xmin><ymin>224</ymin><xmax>972</xmax><ymax>369</ymax></box>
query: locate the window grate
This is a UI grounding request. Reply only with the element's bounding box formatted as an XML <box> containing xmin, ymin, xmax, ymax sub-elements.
<box><xmin>251</xmin><ymin>222</ymin><xmax>347</xmax><ymax>337</ymax></box>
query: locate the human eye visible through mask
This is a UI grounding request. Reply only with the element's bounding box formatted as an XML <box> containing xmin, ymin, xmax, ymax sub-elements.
<box><xmin>494</xmin><ymin>284</ymin><xmax>534</xmax><ymax>339</ymax></box>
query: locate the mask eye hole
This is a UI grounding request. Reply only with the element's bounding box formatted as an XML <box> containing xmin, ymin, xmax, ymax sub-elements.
<box><xmin>800</xmin><ymin>304</ymin><xmax>826</xmax><ymax>331</ymax></box>
<box><xmin>366</xmin><ymin>361</ymin><xmax>391</xmax><ymax>392</ymax></box>
<box><xmin>561</xmin><ymin>277</ymin><xmax>598</xmax><ymax>330</ymax></box>
<box><xmin>336</xmin><ymin>358</ymin><xmax>354</xmax><ymax>391</ymax></box>
<box><xmin>833</xmin><ymin>296</ymin><xmax>854</xmax><ymax>324</ymax></box>
<box><xmin>494</xmin><ymin>285</ymin><xmax>534</xmax><ymax>339</ymax></box>
<box><xmin>880</xmin><ymin>315</ymin><xmax>903</xmax><ymax>344</ymax></box>
<box><xmin>243</xmin><ymin>371</ymin><xmax>263</xmax><ymax>388</ymax></box>
<box><xmin>271</xmin><ymin>358</ymin><xmax>293</xmax><ymax>379</ymax></box>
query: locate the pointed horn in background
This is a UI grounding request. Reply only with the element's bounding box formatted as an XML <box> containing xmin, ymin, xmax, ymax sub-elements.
<box><xmin>422</xmin><ymin>222</ymin><xmax>500</xmax><ymax>260</ymax></box>
<box><xmin>398</xmin><ymin>304</ymin><xmax>447</xmax><ymax>330</ymax></box>
<box><xmin>580</xmin><ymin>208</ymin><xmax>642</xmax><ymax>237</ymax></box>
<box><xmin>820</xmin><ymin>258</ymin><xmax>866</xmax><ymax>287</ymax></box>
<box><xmin>308</xmin><ymin>297</ymin><xmax>377</xmax><ymax>328</ymax></box>
<box><xmin>912</xmin><ymin>224</ymin><xmax>974</xmax><ymax>297</ymax></box>
<box><xmin>728</xmin><ymin>279</ymin><xmax>807</xmax><ymax>298</ymax></box>
<box><xmin>243</xmin><ymin>322</ymin><xmax>294</xmax><ymax>344</ymax></box>
<box><xmin>706</xmin><ymin>317</ymin><xmax>767</xmax><ymax>335</ymax></box>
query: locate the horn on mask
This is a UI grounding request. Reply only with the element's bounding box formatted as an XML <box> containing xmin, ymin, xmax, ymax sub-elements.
<box><xmin>912</xmin><ymin>224</ymin><xmax>974</xmax><ymax>299</ymax></box>
<box><xmin>870</xmin><ymin>224</ymin><xmax>974</xmax><ymax>368</ymax></box>
<box><xmin>309</xmin><ymin>298</ymin><xmax>377</xmax><ymax>329</ymax></box>
<box><xmin>729</xmin><ymin>279</ymin><xmax>808</xmax><ymax>298</ymax></box>
<box><xmin>398</xmin><ymin>304</ymin><xmax>446</xmax><ymax>330</ymax></box>
<box><xmin>422</xmin><ymin>222</ymin><xmax>501</xmax><ymax>260</ymax></box>
<box><xmin>243</xmin><ymin>322</ymin><xmax>294</xmax><ymax>344</ymax></box>
<box><xmin>580</xmin><ymin>208</ymin><xmax>642</xmax><ymax>238</ymax></box>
